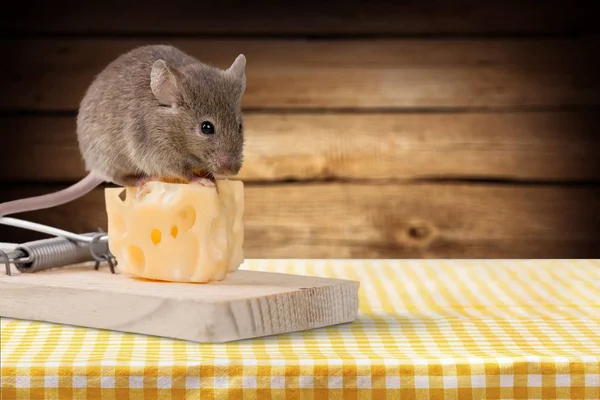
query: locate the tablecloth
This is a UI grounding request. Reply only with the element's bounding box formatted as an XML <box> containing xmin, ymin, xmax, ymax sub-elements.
<box><xmin>1</xmin><ymin>259</ymin><xmax>599</xmax><ymax>399</ymax></box>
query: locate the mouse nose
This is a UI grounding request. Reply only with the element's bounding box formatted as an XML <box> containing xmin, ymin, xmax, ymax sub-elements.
<box><xmin>215</xmin><ymin>155</ymin><xmax>240</xmax><ymax>175</ymax></box>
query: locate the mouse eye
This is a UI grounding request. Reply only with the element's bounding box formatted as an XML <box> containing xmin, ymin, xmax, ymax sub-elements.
<box><xmin>200</xmin><ymin>121</ymin><xmax>215</xmax><ymax>135</ymax></box>
<box><xmin>238</xmin><ymin>122</ymin><xmax>243</xmax><ymax>133</ymax></box>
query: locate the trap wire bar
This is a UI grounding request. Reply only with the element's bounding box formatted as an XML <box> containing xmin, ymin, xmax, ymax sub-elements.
<box><xmin>0</xmin><ymin>217</ymin><xmax>116</xmax><ymax>276</ymax></box>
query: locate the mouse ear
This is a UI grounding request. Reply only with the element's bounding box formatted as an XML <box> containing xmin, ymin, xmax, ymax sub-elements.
<box><xmin>150</xmin><ymin>59</ymin><xmax>180</xmax><ymax>106</ymax></box>
<box><xmin>226</xmin><ymin>54</ymin><xmax>246</xmax><ymax>79</ymax></box>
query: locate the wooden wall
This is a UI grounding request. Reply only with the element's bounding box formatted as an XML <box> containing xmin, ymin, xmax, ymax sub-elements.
<box><xmin>1</xmin><ymin>0</ymin><xmax>600</xmax><ymax>258</ymax></box>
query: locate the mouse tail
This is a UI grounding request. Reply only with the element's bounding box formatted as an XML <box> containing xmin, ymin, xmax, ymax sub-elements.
<box><xmin>0</xmin><ymin>173</ymin><xmax>105</xmax><ymax>217</ymax></box>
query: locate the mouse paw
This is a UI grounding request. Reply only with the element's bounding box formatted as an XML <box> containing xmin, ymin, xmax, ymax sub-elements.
<box><xmin>136</xmin><ymin>185</ymin><xmax>151</xmax><ymax>199</ymax></box>
<box><xmin>134</xmin><ymin>179</ymin><xmax>155</xmax><ymax>199</ymax></box>
<box><xmin>189</xmin><ymin>177</ymin><xmax>216</xmax><ymax>187</ymax></box>
<box><xmin>133</xmin><ymin>177</ymin><xmax>161</xmax><ymax>199</ymax></box>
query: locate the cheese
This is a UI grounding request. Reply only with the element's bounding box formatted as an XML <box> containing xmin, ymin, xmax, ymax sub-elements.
<box><xmin>104</xmin><ymin>180</ymin><xmax>244</xmax><ymax>283</ymax></box>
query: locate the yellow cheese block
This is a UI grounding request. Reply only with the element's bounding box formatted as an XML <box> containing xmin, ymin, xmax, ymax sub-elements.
<box><xmin>104</xmin><ymin>180</ymin><xmax>244</xmax><ymax>283</ymax></box>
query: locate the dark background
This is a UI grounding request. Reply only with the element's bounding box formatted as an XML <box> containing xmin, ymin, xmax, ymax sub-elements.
<box><xmin>1</xmin><ymin>0</ymin><xmax>599</xmax><ymax>258</ymax></box>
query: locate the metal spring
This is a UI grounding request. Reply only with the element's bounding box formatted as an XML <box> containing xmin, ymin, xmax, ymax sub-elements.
<box><xmin>13</xmin><ymin>235</ymin><xmax>101</xmax><ymax>273</ymax></box>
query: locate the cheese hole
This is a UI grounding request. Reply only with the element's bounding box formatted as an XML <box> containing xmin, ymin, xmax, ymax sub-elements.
<box><xmin>170</xmin><ymin>225</ymin><xmax>179</xmax><ymax>238</ymax></box>
<box><xmin>124</xmin><ymin>245</ymin><xmax>145</xmax><ymax>274</ymax></box>
<box><xmin>150</xmin><ymin>229</ymin><xmax>162</xmax><ymax>245</ymax></box>
<box><xmin>177</xmin><ymin>206</ymin><xmax>196</xmax><ymax>231</ymax></box>
<box><xmin>118</xmin><ymin>189</ymin><xmax>127</xmax><ymax>202</ymax></box>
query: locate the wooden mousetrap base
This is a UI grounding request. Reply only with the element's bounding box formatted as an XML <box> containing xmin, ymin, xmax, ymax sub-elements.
<box><xmin>0</xmin><ymin>263</ymin><xmax>360</xmax><ymax>343</ymax></box>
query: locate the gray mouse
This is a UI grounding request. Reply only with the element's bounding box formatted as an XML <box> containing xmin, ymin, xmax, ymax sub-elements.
<box><xmin>0</xmin><ymin>44</ymin><xmax>247</xmax><ymax>217</ymax></box>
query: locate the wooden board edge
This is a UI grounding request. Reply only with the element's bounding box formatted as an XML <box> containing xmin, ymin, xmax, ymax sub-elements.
<box><xmin>214</xmin><ymin>281</ymin><xmax>360</xmax><ymax>342</ymax></box>
<box><xmin>0</xmin><ymin>269</ymin><xmax>360</xmax><ymax>342</ymax></box>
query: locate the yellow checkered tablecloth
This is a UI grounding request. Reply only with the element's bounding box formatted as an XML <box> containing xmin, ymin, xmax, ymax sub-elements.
<box><xmin>1</xmin><ymin>259</ymin><xmax>599</xmax><ymax>399</ymax></box>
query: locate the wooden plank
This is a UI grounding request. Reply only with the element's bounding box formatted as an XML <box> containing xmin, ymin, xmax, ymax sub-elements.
<box><xmin>2</xmin><ymin>111</ymin><xmax>600</xmax><ymax>182</ymax></box>
<box><xmin>0</xmin><ymin>264</ymin><xmax>360</xmax><ymax>343</ymax></box>
<box><xmin>1</xmin><ymin>0</ymin><xmax>596</xmax><ymax>35</ymax></box>
<box><xmin>1</xmin><ymin>183</ymin><xmax>599</xmax><ymax>258</ymax></box>
<box><xmin>3</xmin><ymin>38</ymin><xmax>599</xmax><ymax>111</ymax></box>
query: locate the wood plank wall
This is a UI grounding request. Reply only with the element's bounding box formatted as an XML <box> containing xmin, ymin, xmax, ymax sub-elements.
<box><xmin>1</xmin><ymin>0</ymin><xmax>600</xmax><ymax>258</ymax></box>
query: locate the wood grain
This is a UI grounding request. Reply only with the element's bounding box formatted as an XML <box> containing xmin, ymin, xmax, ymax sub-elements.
<box><xmin>1</xmin><ymin>183</ymin><xmax>599</xmax><ymax>258</ymax></box>
<box><xmin>0</xmin><ymin>265</ymin><xmax>360</xmax><ymax>342</ymax></box>
<box><xmin>2</xmin><ymin>111</ymin><xmax>600</xmax><ymax>182</ymax></box>
<box><xmin>1</xmin><ymin>0</ymin><xmax>596</xmax><ymax>35</ymax></box>
<box><xmin>3</xmin><ymin>38</ymin><xmax>599</xmax><ymax>111</ymax></box>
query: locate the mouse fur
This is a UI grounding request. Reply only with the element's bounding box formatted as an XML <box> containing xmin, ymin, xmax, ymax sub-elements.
<box><xmin>78</xmin><ymin>44</ymin><xmax>247</xmax><ymax>186</ymax></box>
<box><xmin>0</xmin><ymin>45</ymin><xmax>246</xmax><ymax>217</ymax></box>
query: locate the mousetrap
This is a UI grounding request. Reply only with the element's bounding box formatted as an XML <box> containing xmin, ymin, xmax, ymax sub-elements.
<box><xmin>0</xmin><ymin>218</ymin><xmax>359</xmax><ymax>342</ymax></box>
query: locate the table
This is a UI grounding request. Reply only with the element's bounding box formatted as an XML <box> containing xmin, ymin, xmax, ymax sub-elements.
<box><xmin>1</xmin><ymin>259</ymin><xmax>599</xmax><ymax>399</ymax></box>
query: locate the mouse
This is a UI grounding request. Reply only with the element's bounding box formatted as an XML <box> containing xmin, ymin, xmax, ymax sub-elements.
<box><xmin>0</xmin><ymin>44</ymin><xmax>247</xmax><ymax>217</ymax></box>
